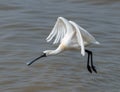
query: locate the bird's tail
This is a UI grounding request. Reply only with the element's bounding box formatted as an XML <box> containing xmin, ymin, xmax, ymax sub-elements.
<box><xmin>93</xmin><ymin>41</ymin><xmax>100</xmax><ymax>45</ymax></box>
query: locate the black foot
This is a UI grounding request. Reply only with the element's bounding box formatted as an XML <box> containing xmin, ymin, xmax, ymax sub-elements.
<box><xmin>87</xmin><ymin>65</ymin><xmax>92</xmax><ymax>73</ymax></box>
<box><xmin>92</xmin><ymin>65</ymin><xmax>97</xmax><ymax>73</ymax></box>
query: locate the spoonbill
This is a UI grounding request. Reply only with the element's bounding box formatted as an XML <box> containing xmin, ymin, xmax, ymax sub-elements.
<box><xmin>27</xmin><ymin>17</ymin><xmax>100</xmax><ymax>73</ymax></box>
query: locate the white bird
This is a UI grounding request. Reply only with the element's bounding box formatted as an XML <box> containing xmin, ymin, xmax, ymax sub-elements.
<box><xmin>27</xmin><ymin>17</ymin><xmax>100</xmax><ymax>73</ymax></box>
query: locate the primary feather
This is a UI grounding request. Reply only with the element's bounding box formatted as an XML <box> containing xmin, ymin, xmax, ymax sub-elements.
<box><xmin>77</xmin><ymin>23</ymin><xmax>99</xmax><ymax>44</ymax></box>
<box><xmin>69</xmin><ymin>21</ymin><xmax>85</xmax><ymax>56</ymax></box>
<box><xmin>46</xmin><ymin>17</ymin><xmax>68</xmax><ymax>44</ymax></box>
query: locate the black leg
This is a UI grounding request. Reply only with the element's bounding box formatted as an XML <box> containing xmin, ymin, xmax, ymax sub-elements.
<box><xmin>85</xmin><ymin>49</ymin><xmax>97</xmax><ymax>73</ymax></box>
<box><xmin>90</xmin><ymin>51</ymin><xmax>97</xmax><ymax>73</ymax></box>
<box><xmin>85</xmin><ymin>50</ymin><xmax>92</xmax><ymax>73</ymax></box>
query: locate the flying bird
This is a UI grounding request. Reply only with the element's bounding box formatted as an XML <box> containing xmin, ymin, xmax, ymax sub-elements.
<box><xmin>27</xmin><ymin>17</ymin><xmax>100</xmax><ymax>73</ymax></box>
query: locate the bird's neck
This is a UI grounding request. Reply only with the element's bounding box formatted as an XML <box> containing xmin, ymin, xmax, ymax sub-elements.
<box><xmin>50</xmin><ymin>48</ymin><xmax>63</xmax><ymax>55</ymax></box>
<box><xmin>44</xmin><ymin>46</ymin><xmax>63</xmax><ymax>56</ymax></box>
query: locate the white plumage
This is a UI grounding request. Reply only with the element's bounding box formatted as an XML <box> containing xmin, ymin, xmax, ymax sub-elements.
<box><xmin>27</xmin><ymin>17</ymin><xmax>100</xmax><ymax>73</ymax></box>
<box><xmin>46</xmin><ymin>17</ymin><xmax>99</xmax><ymax>56</ymax></box>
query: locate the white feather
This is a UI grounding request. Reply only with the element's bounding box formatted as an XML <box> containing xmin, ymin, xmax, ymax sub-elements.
<box><xmin>69</xmin><ymin>21</ymin><xmax>85</xmax><ymax>56</ymax></box>
<box><xmin>46</xmin><ymin>17</ymin><xmax>99</xmax><ymax>56</ymax></box>
<box><xmin>27</xmin><ymin>17</ymin><xmax>100</xmax><ymax>73</ymax></box>
<box><xmin>46</xmin><ymin>17</ymin><xmax>69</xmax><ymax>44</ymax></box>
<box><xmin>77</xmin><ymin>23</ymin><xmax>100</xmax><ymax>44</ymax></box>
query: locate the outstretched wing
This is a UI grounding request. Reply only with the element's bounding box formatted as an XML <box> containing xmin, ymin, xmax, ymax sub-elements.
<box><xmin>69</xmin><ymin>21</ymin><xmax>85</xmax><ymax>56</ymax></box>
<box><xmin>77</xmin><ymin>24</ymin><xmax>99</xmax><ymax>44</ymax></box>
<box><xmin>46</xmin><ymin>17</ymin><xmax>71</xmax><ymax>44</ymax></box>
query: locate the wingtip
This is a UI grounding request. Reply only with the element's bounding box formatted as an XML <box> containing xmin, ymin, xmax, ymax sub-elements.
<box><xmin>46</xmin><ymin>38</ymin><xmax>50</xmax><ymax>43</ymax></box>
<box><xmin>81</xmin><ymin>50</ymin><xmax>85</xmax><ymax>56</ymax></box>
<box><xmin>58</xmin><ymin>16</ymin><xmax>66</xmax><ymax>20</ymax></box>
<box><xmin>82</xmin><ymin>53</ymin><xmax>85</xmax><ymax>56</ymax></box>
<box><xmin>58</xmin><ymin>16</ymin><xmax>63</xmax><ymax>19</ymax></box>
<box><xmin>95</xmin><ymin>41</ymin><xmax>100</xmax><ymax>45</ymax></box>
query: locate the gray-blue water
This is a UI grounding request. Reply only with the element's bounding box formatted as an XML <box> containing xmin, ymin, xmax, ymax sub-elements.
<box><xmin>0</xmin><ymin>0</ymin><xmax>120</xmax><ymax>92</ymax></box>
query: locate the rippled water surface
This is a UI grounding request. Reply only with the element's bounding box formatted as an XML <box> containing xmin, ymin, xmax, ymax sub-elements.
<box><xmin>0</xmin><ymin>0</ymin><xmax>120</xmax><ymax>92</ymax></box>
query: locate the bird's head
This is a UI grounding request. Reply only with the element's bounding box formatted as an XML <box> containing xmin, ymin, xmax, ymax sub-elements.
<box><xmin>27</xmin><ymin>50</ymin><xmax>55</xmax><ymax>66</ymax></box>
<box><xmin>43</xmin><ymin>50</ymin><xmax>53</xmax><ymax>56</ymax></box>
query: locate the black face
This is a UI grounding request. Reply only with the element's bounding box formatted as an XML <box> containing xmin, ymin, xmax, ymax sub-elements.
<box><xmin>27</xmin><ymin>53</ymin><xmax>46</xmax><ymax>66</ymax></box>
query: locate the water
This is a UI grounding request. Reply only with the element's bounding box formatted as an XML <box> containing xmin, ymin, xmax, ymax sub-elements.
<box><xmin>0</xmin><ymin>0</ymin><xmax>120</xmax><ymax>92</ymax></box>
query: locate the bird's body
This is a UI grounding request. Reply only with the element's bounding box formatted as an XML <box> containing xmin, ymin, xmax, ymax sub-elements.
<box><xmin>44</xmin><ymin>17</ymin><xmax>99</xmax><ymax>56</ymax></box>
<box><xmin>27</xmin><ymin>17</ymin><xmax>100</xmax><ymax>73</ymax></box>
